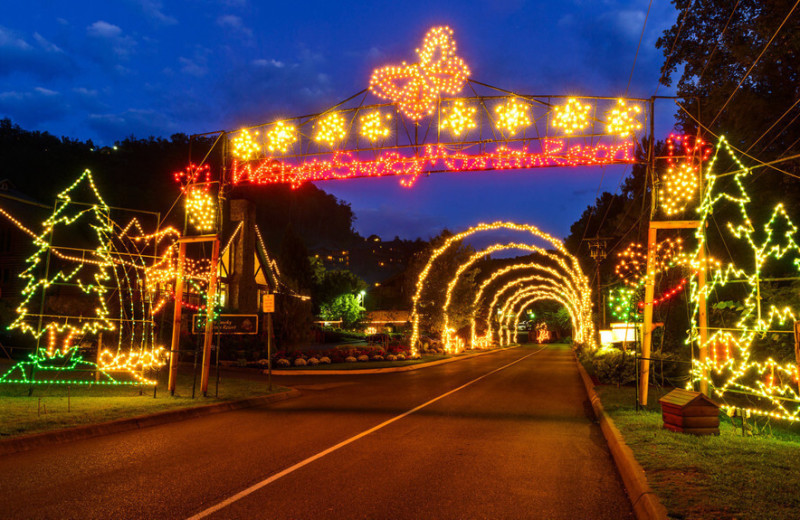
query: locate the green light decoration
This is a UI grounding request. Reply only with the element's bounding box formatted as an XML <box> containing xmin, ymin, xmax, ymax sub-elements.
<box><xmin>689</xmin><ymin>136</ymin><xmax>800</xmax><ymax>421</ymax></box>
<box><xmin>0</xmin><ymin>170</ymin><xmax>166</xmax><ymax>387</ymax></box>
<box><xmin>608</xmin><ymin>286</ymin><xmax>641</xmax><ymax>322</ymax></box>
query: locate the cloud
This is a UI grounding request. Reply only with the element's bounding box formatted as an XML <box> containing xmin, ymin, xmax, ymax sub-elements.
<box><xmin>179</xmin><ymin>56</ymin><xmax>207</xmax><ymax>77</ymax></box>
<box><xmin>86</xmin><ymin>108</ymin><xmax>181</xmax><ymax>139</ymax></box>
<box><xmin>0</xmin><ymin>87</ymin><xmax>70</xmax><ymax>126</ymax></box>
<box><xmin>216</xmin><ymin>14</ymin><xmax>253</xmax><ymax>38</ymax></box>
<box><xmin>0</xmin><ymin>26</ymin><xmax>73</xmax><ymax>80</ymax></box>
<box><xmin>253</xmin><ymin>58</ymin><xmax>284</xmax><ymax>68</ymax></box>
<box><xmin>86</xmin><ymin>21</ymin><xmax>136</xmax><ymax>59</ymax></box>
<box><xmin>129</xmin><ymin>0</ymin><xmax>178</xmax><ymax>25</ymax></box>
<box><xmin>87</xmin><ymin>21</ymin><xmax>123</xmax><ymax>39</ymax></box>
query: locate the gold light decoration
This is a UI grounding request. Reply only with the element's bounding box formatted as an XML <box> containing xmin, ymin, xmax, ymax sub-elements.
<box><xmin>314</xmin><ymin>112</ymin><xmax>347</xmax><ymax>147</ymax></box>
<box><xmin>440</xmin><ymin>99</ymin><xmax>476</xmax><ymax>136</ymax></box>
<box><xmin>185</xmin><ymin>186</ymin><xmax>216</xmax><ymax>232</ymax></box>
<box><xmin>359</xmin><ymin>111</ymin><xmax>391</xmax><ymax>142</ymax></box>
<box><xmin>606</xmin><ymin>98</ymin><xmax>642</xmax><ymax>138</ymax></box>
<box><xmin>231</xmin><ymin>129</ymin><xmax>260</xmax><ymax>161</ymax></box>
<box><xmin>369</xmin><ymin>26</ymin><xmax>470</xmax><ymax>120</ymax></box>
<box><xmin>660</xmin><ymin>134</ymin><xmax>712</xmax><ymax>215</ymax></box>
<box><xmin>552</xmin><ymin>98</ymin><xmax>592</xmax><ymax>135</ymax></box>
<box><xmin>267</xmin><ymin>121</ymin><xmax>297</xmax><ymax>154</ymax></box>
<box><xmin>495</xmin><ymin>98</ymin><xmax>531</xmax><ymax>135</ymax></box>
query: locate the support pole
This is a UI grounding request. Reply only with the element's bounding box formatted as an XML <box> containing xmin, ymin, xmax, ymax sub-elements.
<box><xmin>698</xmin><ymin>246</ymin><xmax>709</xmax><ymax>395</ymax></box>
<box><xmin>168</xmin><ymin>241</ymin><xmax>186</xmax><ymax>395</ymax></box>
<box><xmin>200</xmin><ymin>237</ymin><xmax>220</xmax><ymax>397</ymax></box>
<box><xmin>639</xmin><ymin>224</ymin><xmax>658</xmax><ymax>406</ymax></box>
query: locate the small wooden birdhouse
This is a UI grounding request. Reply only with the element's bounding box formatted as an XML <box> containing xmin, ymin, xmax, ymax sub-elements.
<box><xmin>658</xmin><ymin>388</ymin><xmax>720</xmax><ymax>435</ymax></box>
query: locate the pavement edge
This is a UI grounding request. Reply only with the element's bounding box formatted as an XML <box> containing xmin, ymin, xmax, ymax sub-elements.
<box><xmin>573</xmin><ymin>352</ymin><xmax>669</xmax><ymax>520</ymax></box>
<box><xmin>270</xmin><ymin>345</ymin><xmax>517</xmax><ymax>376</ymax></box>
<box><xmin>0</xmin><ymin>388</ymin><xmax>301</xmax><ymax>457</ymax></box>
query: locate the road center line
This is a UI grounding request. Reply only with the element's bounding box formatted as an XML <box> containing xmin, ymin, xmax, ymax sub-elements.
<box><xmin>187</xmin><ymin>346</ymin><xmax>545</xmax><ymax>520</ymax></box>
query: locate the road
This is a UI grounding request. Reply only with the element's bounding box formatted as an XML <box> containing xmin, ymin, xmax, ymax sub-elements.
<box><xmin>0</xmin><ymin>344</ymin><xmax>633</xmax><ymax>519</ymax></box>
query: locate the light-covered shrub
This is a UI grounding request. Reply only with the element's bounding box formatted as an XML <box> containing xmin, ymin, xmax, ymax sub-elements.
<box><xmin>319</xmin><ymin>356</ymin><xmax>331</xmax><ymax>364</ymax></box>
<box><xmin>276</xmin><ymin>358</ymin><xmax>291</xmax><ymax>367</ymax></box>
<box><xmin>307</xmin><ymin>357</ymin><xmax>320</xmax><ymax>366</ymax></box>
<box><xmin>345</xmin><ymin>356</ymin><xmax>357</xmax><ymax>363</ymax></box>
<box><xmin>294</xmin><ymin>358</ymin><xmax>307</xmax><ymax>367</ymax></box>
<box><xmin>357</xmin><ymin>354</ymin><xmax>369</xmax><ymax>362</ymax></box>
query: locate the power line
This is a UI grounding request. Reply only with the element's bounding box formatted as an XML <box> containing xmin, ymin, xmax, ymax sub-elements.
<box><xmin>626</xmin><ymin>0</ymin><xmax>654</xmax><ymax>97</ymax></box>
<box><xmin>655</xmin><ymin>0</ymin><xmax>697</xmax><ymax>97</ymax></box>
<box><xmin>697</xmin><ymin>0</ymin><xmax>741</xmax><ymax>84</ymax></box>
<box><xmin>708</xmin><ymin>0</ymin><xmax>800</xmax><ymax>128</ymax></box>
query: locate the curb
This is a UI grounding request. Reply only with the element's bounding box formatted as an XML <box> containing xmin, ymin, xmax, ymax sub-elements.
<box><xmin>269</xmin><ymin>346</ymin><xmax>518</xmax><ymax>375</ymax></box>
<box><xmin>573</xmin><ymin>353</ymin><xmax>668</xmax><ymax>520</ymax></box>
<box><xmin>0</xmin><ymin>389</ymin><xmax>301</xmax><ymax>457</ymax></box>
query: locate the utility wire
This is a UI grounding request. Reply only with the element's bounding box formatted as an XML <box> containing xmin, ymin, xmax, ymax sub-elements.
<box><xmin>708</xmin><ymin>0</ymin><xmax>800</xmax><ymax>128</ymax></box>
<box><xmin>655</xmin><ymin>0</ymin><xmax>697</xmax><ymax>96</ymax></box>
<box><xmin>697</xmin><ymin>0</ymin><xmax>741</xmax><ymax>84</ymax></box>
<box><xmin>626</xmin><ymin>0</ymin><xmax>654</xmax><ymax>97</ymax></box>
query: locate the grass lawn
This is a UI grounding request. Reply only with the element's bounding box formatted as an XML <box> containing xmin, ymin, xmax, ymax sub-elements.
<box><xmin>597</xmin><ymin>385</ymin><xmax>800</xmax><ymax>520</ymax></box>
<box><xmin>0</xmin><ymin>362</ymin><xmax>289</xmax><ymax>439</ymax></box>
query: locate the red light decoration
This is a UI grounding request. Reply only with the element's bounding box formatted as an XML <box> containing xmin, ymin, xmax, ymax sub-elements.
<box><xmin>230</xmin><ymin>140</ymin><xmax>634</xmax><ymax>188</ymax></box>
<box><xmin>637</xmin><ymin>277</ymin><xmax>688</xmax><ymax>308</ymax></box>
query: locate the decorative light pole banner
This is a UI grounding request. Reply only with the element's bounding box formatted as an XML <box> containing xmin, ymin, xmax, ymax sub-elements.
<box><xmin>215</xmin><ymin>26</ymin><xmax>646</xmax><ymax>190</ymax></box>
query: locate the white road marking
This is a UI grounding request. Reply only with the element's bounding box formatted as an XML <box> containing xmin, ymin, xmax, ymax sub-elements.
<box><xmin>187</xmin><ymin>346</ymin><xmax>545</xmax><ymax>519</ymax></box>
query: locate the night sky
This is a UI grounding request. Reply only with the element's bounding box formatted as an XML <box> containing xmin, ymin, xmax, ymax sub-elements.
<box><xmin>1</xmin><ymin>0</ymin><xmax>679</xmax><ymax>241</ymax></box>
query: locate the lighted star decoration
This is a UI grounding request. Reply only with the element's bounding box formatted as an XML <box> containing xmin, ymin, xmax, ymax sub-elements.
<box><xmin>606</xmin><ymin>99</ymin><xmax>642</xmax><ymax>138</ymax></box>
<box><xmin>314</xmin><ymin>112</ymin><xmax>347</xmax><ymax>147</ymax></box>
<box><xmin>552</xmin><ymin>98</ymin><xmax>592</xmax><ymax>135</ymax></box>
<box><xmin>267</xmin><ymin>121</ymin><xmax>297</xmax><ymax>154</ymax></box>
<box><xmin>369</xmin><ymin>26</ymin><xmax>470</xmax><ymax>120</ymax></box>
<box><xmin>440</xmin><ymin>99</ymin><xmax>477</xmax><ymax>136</ymax></box>
<box><xmin>359</xmin><ymin>111</ymin><xmax>392</xmax><ymax>142</ymax></box>
<box><xmin>495</xmin><ymin>98</ymin><xmax>531</xmax><ymax>135</ymax></box>
<box><xmin>185</xmin><ymin>186</ymin><xmax>216</xmax><ymax>232</ymax></box>
<box><xmin>660</xmin><ymin>134</ymin><xmax>712</xmax><ymax>216</ymax></box>
<box><xmin>231</xmin><ymin>129</ymin><xmax>260</xmax><ymax>161</ymax></box>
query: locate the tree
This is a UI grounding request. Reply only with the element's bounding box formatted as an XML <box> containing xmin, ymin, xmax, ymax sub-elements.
<box><xmin>657</xmin><ymin>1</ymin><xmax>800</xmax><ymax>151</ymax></box>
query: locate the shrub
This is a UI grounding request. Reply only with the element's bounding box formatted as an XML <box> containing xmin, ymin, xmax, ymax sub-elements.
<box><xmin>294</xmin><ymin>358</ymin><xmax>307</xmax><ymax>367</ymax></box>
<box><xmin>372</xmin><ymin>355</ymin><xmax>384</xmax><ymax>361</ymax></box>
<box><xmin>396</xmin><ymin>354</ymin><xmax>406</xmax><ymax>360</ymax></box>
<box><xmin>345</xmin><ymin>356</ymin><xmax>357</xmax><ymax>363</ymax></box>
<box><xmin>257</xmin><ymin>359</ymin><xmax>269</xmax><ymax>366</ymax></box>
<box><xmin>276</xmin><ymin>358</ymin><xmax>291</xmax><ymax>367</ymax></box>
<box><xmin>319</xmin><ymin>356</ymin><xmax>331</xmax><ymax>364</ymax></box>
<box><xmin>357</xmin><ymin>354</ymin><xmax>369</xmax><ymax>362</ymax></box>
<box><xmin>591</xmin><ymin>350</ymin><xmax>636</xmax><ymax>385</ymax></box>
<box><xmin>307</xmin><ymin>357</ymin><xmax>319</xmax><ymax>366</ymax></box>
<box><xmin>386</xmin><ymin>354</ymin><xmax>397</xmax><ymax>361</ymax></box>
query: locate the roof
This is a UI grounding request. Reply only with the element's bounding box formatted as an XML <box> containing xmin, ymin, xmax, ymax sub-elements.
<box><xmin>658</xmin><ymin>388</ymin><xmax>719</xmax><ymax>409</ymax></box>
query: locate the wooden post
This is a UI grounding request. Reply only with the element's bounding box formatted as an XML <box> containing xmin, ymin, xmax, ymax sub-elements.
<box><xmin>639</xmin><ymin>224</ymin><xmax>658</xmax><ymax>406</ymax></box>
<box><xmin>200</xmin><ymin>237</ymin><xmax>220</xmax><ymax>397</ymax></box>
<box><xmin>267</xmin><ymin>312</ymin><xmax>273</xmax><ymax>392</ymax></box>
<box><xmin>698</xmin><ymin>246</ymin><xmax>709</xmax><ymax>395</ymax></box>
<box><xmin>95</xmin><ymin>332</ymin><xmax>103</xmax><ymax>382</ymax></box>
<box><xmin>168</xmin><ymin>241</ymin><xmax>186</xmax><ymax>395</ymax></box>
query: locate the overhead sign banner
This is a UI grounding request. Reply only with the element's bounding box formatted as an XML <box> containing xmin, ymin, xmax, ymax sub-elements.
<box><xmin>192</xmin><ymin>314</ymin><xmax>259</xmax><ymax>335</ymax></box>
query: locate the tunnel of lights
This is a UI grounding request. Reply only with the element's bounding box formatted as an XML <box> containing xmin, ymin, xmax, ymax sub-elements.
<box><xmin>410</xmin><ymin>221</ymin><xmax>594</xmax><ymax>354</ymax></box>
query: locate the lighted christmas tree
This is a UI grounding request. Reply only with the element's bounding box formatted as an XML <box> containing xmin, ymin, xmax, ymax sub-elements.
<box><xmin>1</xmin><ymin>170</ymin><xmax>121</xmax><ymax>384</ymax></box>
<box><xmin>689</xmin><ymin>136</ymin><xmax>800</xmax><ymax>421</ymax></box>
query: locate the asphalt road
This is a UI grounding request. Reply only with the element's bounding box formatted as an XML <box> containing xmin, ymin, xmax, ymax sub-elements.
<box><xmin>0</xmin><ymin>344</ymin><xmax>633</xmax><ymax>519</ymax></box>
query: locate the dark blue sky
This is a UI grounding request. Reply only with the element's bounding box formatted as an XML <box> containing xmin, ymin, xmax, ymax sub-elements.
<box><xmin>1</xmin><ymin>0</ymin><xmax>679</xmax><ymax>240</ymax></box>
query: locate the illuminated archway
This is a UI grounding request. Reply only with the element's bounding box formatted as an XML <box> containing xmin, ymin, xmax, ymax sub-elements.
<box><xmin>498</xmin><ymin>287</ymin><xmax>578</xmax><ymax>346</ymax></box>
<box><xmin>506</xmin><ymin>292</ymin><xmax>578</xmax><ymax>345</ymax></box>
<box><xmin>440</xmin><ymin>243</ymin><xmax>587</xmax><ymax>350</ymax></box>
<box><xmin>410</xmin><ymin>221</ymin><xmax>592</xmax><ymax>353</ymax></box>
<box><xmin>471</xmin><ymin>264</ymin><xmax>581</xmax><ymax>350</ymax></box>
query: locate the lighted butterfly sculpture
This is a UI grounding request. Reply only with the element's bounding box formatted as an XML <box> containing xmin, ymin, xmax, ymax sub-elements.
<box><xmin>369</xmin><ymin>26</ymin><xmax>470</xmax><ymax>120</ymax></box>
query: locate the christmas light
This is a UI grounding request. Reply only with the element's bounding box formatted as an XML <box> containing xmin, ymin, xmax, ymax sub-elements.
<box><xmin>410</xmin><ymin>221</ymin><xmax>595</xmax><ymax>354</ymax></box>
<box><xmin>660</xmin><ymin>134</ymin><xmax>712</xmax><ymax>215</ymax></box>
<box><xmin>230</xmin><ymin>140</ymin><xmax>634</xmax><ymax>188</ymax></box>
<box><xmin>535</xmin><ymin>322</ymin><xmax>551</xmax><ymax>343</ymax></box>
<box><xmin>551</xmin><ymin>98</ymin><xmax>592</xmax><ymax>135</ymax></box>
<box><xmin>267</xmin><ymin>121</ymin><xmax>297</xmax><ymax>154</ymax></box>
<box><xmin>359</xmin><ymin>110</ymin><xmax>392</xmax><ymax>142</ymax></box>
<box><xmin>688</xmin><ymin>135</ymin><xmax>800</xmax><ymax>421</ymax></box>
<box><xmin>314</xmin><ymin>112</ymin><xmax>347</xmax><ymax>147</ymax></box>
<box><xmin>185</xmin><ymin>186</ymin><xmax>216</xmax><ymax>232</ymax></box>
<box><xmin>440</xmin><ymin>99</ymin><xmax>476</xmax><ymax>136</ymax></box>
<box><xmin>231</xmin><ymin>129</ymin><xmax>260</xmax><ymax>161</ymax></box>
<box><xmin>369</xmin><ymin>26</ymin><xmax>470</xmax><ymax>120</ymax></box>
<box><xmin>606</xmin><ymin>98</ymin><xmax>642</xmax><ymax>138</ymax></box>
<box><xmin>1</xmin><ymin>170</ymin><xmax>166</xmax><ymax>386</ymax></box>
<box><xmin>495</xmin><ymin>98</ymin><xmax>531</xmax><ymax>135</ymax></box>
<box><xmin>498</xmin><ymin>287</ymin><xmax>575</xmax><ymax>346</ymax></box>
